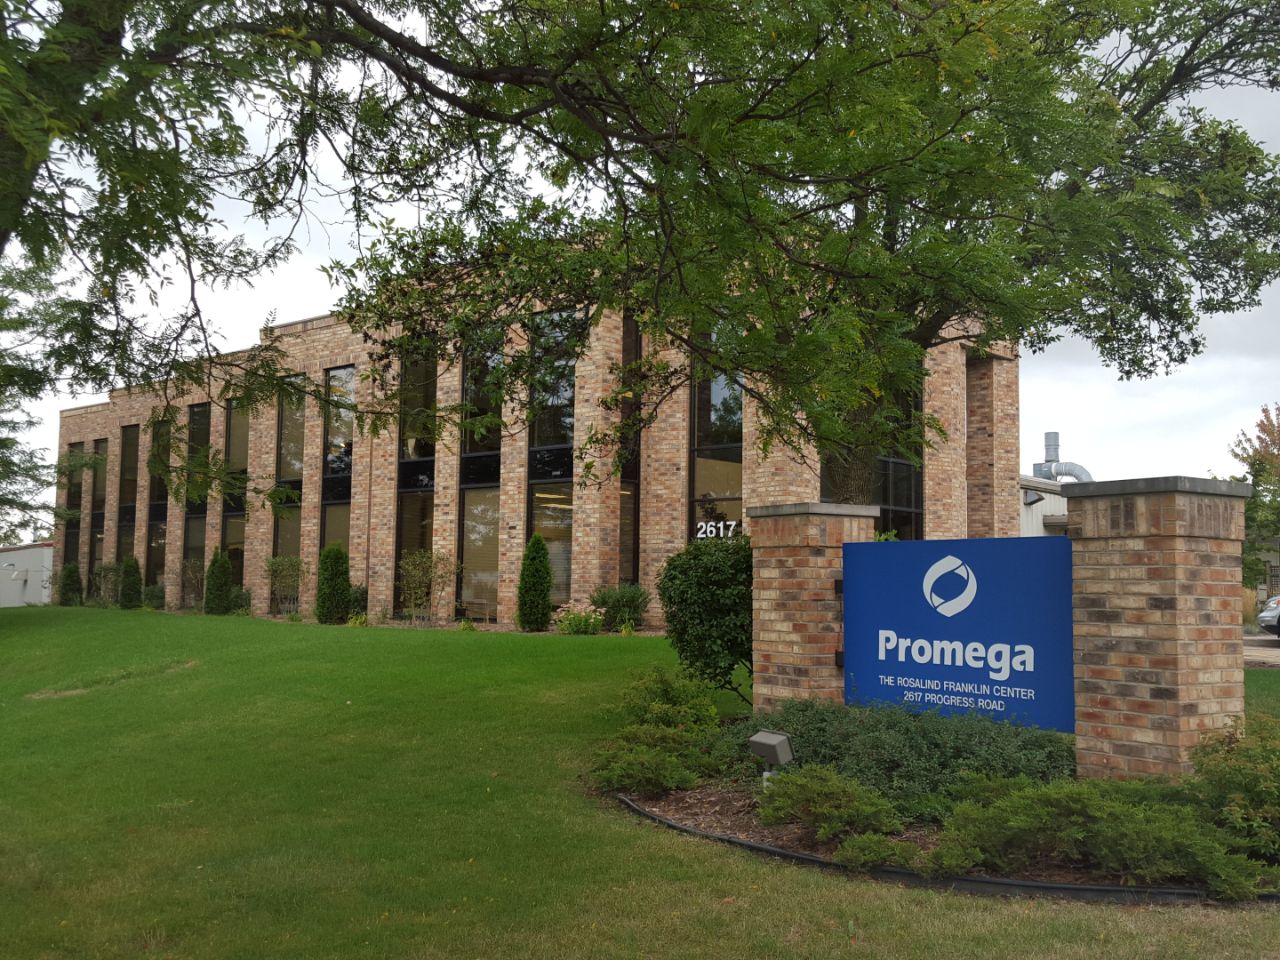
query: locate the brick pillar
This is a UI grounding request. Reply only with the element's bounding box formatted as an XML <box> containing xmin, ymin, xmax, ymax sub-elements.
<box><xmin>496</xmin><ymin>400</ymin><xmax>529</xmax><ymax>625</ymax></box>
<box><xmin>133</xmin><ymin>420</ymin><xmax>152</xmax><ymax>565</ymax></box>
<box><xmin>923</xmin><ymin>340</ymin><xmax>968</xmax><ymax>539</ymax></box>
<box><xmin>748</xmin><ymin>502</ymin><xmax>878</xmax><ymax>710</ymax></box>
<box><xmin>244</xmin><ymin>401</ymin><xmax>276</xmax><ymax>617</ymax></box>
<box><xmin>205</xmin><ymin>402</ymin><xmax>226</xmax><ymax>570</ymax></box>
<box><xmin>163</xmin><ymin>410</ymin><xmax>185</xmax><ymax>611</ymax></box>
<box><xmin>571</xmin><ymin>310</ymin><xmax>623</xmax><ymax>601</ymax></box>
<box><xmin>965</xmin><ymin>350</ymin><xmax>1020</xmax><ymax>539</ymax></box>
<box><xmin>431</xmin><ymin>361</ymin><xmax>462</xmax><ymax>623</ymax></box>
<box><xmin>638</xmin><ymin>341</ymin><xmax>689</xmax><ymax>614</ymax></box>
<box><xmin>363</xmin><ymin>387</ymin><xmax>399</xmax><ymax>619</ymax></box>
<box><xmin>102</xmin><ymin>430</ymin><xmax>120</xmax><ymax>566</ymax></box>
<box><xmin>1066</xmin><ymin>477</ymin><xmax>1251</xmax><ymax>779</ymax></box>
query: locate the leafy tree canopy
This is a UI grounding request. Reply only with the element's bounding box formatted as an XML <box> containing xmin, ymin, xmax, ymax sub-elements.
<box><xmin>2</xmin><ymin>0</ymin><xmax>1279</xmax><ymax>514</ymax></box>
<box><xmin>1232</xmin><ymin>403</ymin><xmax>1280</xmax><ymax>590</ymax></box>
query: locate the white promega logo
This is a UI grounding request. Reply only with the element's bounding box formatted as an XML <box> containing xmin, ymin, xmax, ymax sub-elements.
<box><xmin>922</xmin><ymin>555</ymin><xmax>977</xmax><ymax>618</ymax></box>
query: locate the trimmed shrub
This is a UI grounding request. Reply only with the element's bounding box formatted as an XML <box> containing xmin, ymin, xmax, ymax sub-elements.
<box><xmin>591</xmin><ymin>668</ymin><xmax>725</xmax><ymax>796</ymax></box>
<box><xmin>1191</xmin><ymin>715</ymin><xmax>1280</xmax><ymax>862</ymax></box>
<box><xmin>142</xmin><ymin>583</ymin><xmax>165</xmax><ymax>609</ymax></box>
<box><xmin>57</xmin><ymin>563</ymin><xmax>82</xmax><ymax>606</ymax></box>
<box><xmin>118</xmin><ymin>556</ymin><xmax>143</xmax><ymax>609</ymax></box>
<box><xmin>758</xmin><ymin>765</ymin><xmax>903</xmax><ymax>841</ymax></box>
<box><xmin>730</xmin><ymin>699</ymin><xmax>1075</xmax><ymax>822</ymax></box>
<box><xmin>834</xmin><ymin>833</ymin><xmax>920</xmax><ymax>871</ymax></box>
<box><xmin>229</xmin><ymin>587</ymin><xmax>252</xmax><ymax>614</ymax></box>
<box><xmin>589</xmin><ymin>583</ymin><xmax>651</xmax><ymax>632</ymax></box>
<box><xmin>349</xmin><ymin>583</ymin><xmax>368</xmax><ymax>615</ymax></box>
<box><xmin>204</xmin><ymin>550</ymin><xmax>234</xmax><ymax>615</ymax></box>
<box><xmin>516</xmin><ymin>533</ymin><xmax>553</xmax><ymax>631</ymax></box>
<box><xmin>315</xmin><ymin>544</ymin><xmax>351</xmax><ymax>624</ymax></box>
<box><xmin>657</xmin><ymin>535</ymin><xmax>753</xmax><ymax>699</ymax></box>
<box><xmin>931</xmin><ymin>778</ymin><xmax>1270</xmax><ymax>900</ymax></box>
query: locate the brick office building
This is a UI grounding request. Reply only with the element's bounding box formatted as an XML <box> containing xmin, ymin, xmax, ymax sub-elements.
<box><xmin>54</xmin><ymin>312</ymin><xmax>1019</xmax><ymax>622</ymax></box>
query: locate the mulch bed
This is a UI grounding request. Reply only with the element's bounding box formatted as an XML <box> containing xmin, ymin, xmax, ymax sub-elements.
<box><xmin>627</xmin><ymin>782</ymin><xmax>1132</xmax><ymax>889</ymax></box>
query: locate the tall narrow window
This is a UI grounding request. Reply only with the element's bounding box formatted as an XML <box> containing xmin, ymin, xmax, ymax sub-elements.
<box><xmin>63</xmin><ymin>441</ymin><xmax>84</xmax><ymax>570</ymax></box>
<box><xmin>457</xmin><ymin>351</ymin><xmax>501</xmax><ymax>620</ymax></box>
<box><xmin>688</xmin><ymin>374</ymin><xmax>743</xmax><ymax>539</ymax></box>
<box><xmin>222</xmin><ymin>400</ymin><xmax>250</xmax><ymax>586</ymax></box>
<box><xmin>87</xmin><ymin>438</ymin><xmax>107</xmax><ymax>588</ymax></box>
<box><xmin>183</xmin><ymin>404</ymin><xmax>210</xmax><ymax>563</ymax></box>
<box><xmin>117</xmin><ymin>426</ymin><xmax>140</xmax><ymax>562</ymax></box>
<box><xmin>618</xmin><ymin>311</ymin><xmax>641</xmax><ymax>583</ymax></box>
<box><xmin>396</xmin><ymin>358</ymin><xmax>437</xmax><ymax>609</ymax></box>
<box><xmin>321</xmin><ymin>366</ymin><xmax>355</xmax><ymax>551</ymax></box>
<box><xmin>526</xmin><ymin>320</ymin><xmax>575</xmax><ymax>607</ymax></box>
<box><xmin>274</xmin><ymin>379</ymin><xmax>304</xmax><ymax>558</ymax></box>
<box><xmin>146</xmin><ymin>422</ymin><xmax>170</xmax><ymax>586</ymax></box>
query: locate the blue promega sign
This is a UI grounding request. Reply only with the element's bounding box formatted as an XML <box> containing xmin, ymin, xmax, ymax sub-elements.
<box><xmin>842</xmin><ymin>537</ymin><xmax>1074</xmax><ymax>732</ymax></box>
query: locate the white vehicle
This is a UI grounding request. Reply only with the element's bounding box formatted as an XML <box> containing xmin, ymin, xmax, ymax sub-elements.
<box><xmin>1259</xmin><ymin>596</ymin><xmax>1280</xmax><ymax>638</ymax></box>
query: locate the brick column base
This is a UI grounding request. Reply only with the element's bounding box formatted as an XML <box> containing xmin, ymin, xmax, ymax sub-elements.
<box><xmin>1065</xmin><ymin>477</ymin><xmax>1251</xmax><ymax>779</ymax></box>
<box><xmin>748</xmin><ymin>503</ymin><xmax>878</xmax><ymax>711</ymax></box>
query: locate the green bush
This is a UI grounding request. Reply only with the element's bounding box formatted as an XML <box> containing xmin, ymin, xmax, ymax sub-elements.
<box><xmin>228</xmin><ymin>587</ymin><xmax>252</xmax><ymax>614</ymax></box>
<box><xmin>399</xmin><ymin>548</ymin><xmax>458</xmax><ymax>625</ymax></box>
<box><xmin>657</xmin><ymin>535</ymin><xmax>753</xmax><ymax>699</ymax></box>
<box><xmin>90</xmin><ymin>562</ymin><xmax>120</xmax><ymax>606</ymax></box>
<box><xmin>592</xmin><ymin>742</ymin><xmax>703</xmax><ymax>797</ymax></box>
<box><xmin>142</xmin><ymin>583</ymin><xmax>165</xmax><ymax>609</ymax></box>
<box><xmin>315</xmin><ymin>544</ymin><xmax>352</xmax><ymax>624</ymax></box>
<box><xmin>204</xmin><ymin>550</ymin><xmax>234</xmax><ymax>615</ymax></box>
<box><xmin>589</xmin><ymin>584</ymin><xmax>651</xmax><ymax>632</ymax></box>
<box><xmin>266</xmin><ymin>555</ymin><xmax>303</xmax><ymax>615</ymax></box>
<box><xmin>620</xmin><ymin>666</ymin><xmax>719</xmax><ymax>729</ymax></box>
<box><xmin>554</xmin><ymin>600</ymin><xmax>604</xmax><ymax>635</ymax></box>
<box><xmin>516</xmin><ymin>533</ymin><xmax>553</xmax><ymax>631</ymax></box>
<box><xmin>834</xmin><ymin>833</ymin><xmax>920</xmax><ymax>871</ymax></box>
<box><xmin>1191</xmin><ymin>715</ymin><xmax>1280</xmax><ymax>862</ymax></box>
<box><xmin>57</xmin><ymin>563</ymin><xmax>82</xmax><ymax>606</ymax></box>
<box><xmin>592</xmin><ymin>669</ymin><xmax>724</xmax><ymax>796</ymax></box>
<box><xmin>118</xmin><ymin>556</ymin><xmax>142</xmax><ymax>609</ymax></box>
<box><xmin>349</xmin><ymin>583</ymin><xmax>368</xmax><ymax>615</ymax></box>
<box><xmin>932</xmin><ymin>779</ymin><xmax>1270</xmax><ymax>900</ymax></box>
<box><xmin>735</xmin><ymin>700</ymin><xmax>1075</xmax><ymax>822</ymax></box>
<box><xmin>758</xmin><ymin>765</ymin><xmax>902</xmax><ymax>841</ymax></box>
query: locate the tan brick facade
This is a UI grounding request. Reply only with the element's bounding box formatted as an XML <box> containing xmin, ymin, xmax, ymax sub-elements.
<box><xmin>1066</xmin><ymin>478</ymin><xmax>1250</xmax><ymax>778</ymax></box>
<box><xmin>56</xmin><ymin>316</ymin><xmax>1021</xmax><ymax>623</ymax></box>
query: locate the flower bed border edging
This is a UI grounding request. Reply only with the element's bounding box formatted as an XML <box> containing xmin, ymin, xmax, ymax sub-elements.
<box><xmin>616</xmin><ymin>794</ymin><xmax>1274</xmax><ymax>905</ymax></box>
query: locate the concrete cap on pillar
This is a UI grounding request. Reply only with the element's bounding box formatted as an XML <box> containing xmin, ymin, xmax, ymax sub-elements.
<box><xmin>1061</xmin><ymin>476</ymin><xmax>1253</xmax><ymax>499</ymax></box>
<box><xmin>746</xmin><ymin>502</ymin><xmax>882</xmax><ymax>519</ymax></box>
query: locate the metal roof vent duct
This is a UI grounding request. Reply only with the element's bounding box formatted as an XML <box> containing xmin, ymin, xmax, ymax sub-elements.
<box><xmin>1033</xmin><ymin>432</ymin><xmax>1093</xmax><ymax>483</ymax></box>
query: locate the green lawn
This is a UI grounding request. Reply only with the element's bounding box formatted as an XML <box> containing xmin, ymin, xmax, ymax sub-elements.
<box><xmin>2</xmin><ymin>606</ymin><xmax>1280</xmax><ymax>960</ymax></box>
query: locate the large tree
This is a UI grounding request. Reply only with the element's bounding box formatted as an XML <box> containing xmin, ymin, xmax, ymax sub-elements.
<box><xmin>3</xmin><ymin>0</ymin><xmax>1280</xmax><ymax>511</ymax></box>
<box><xmin>1232</xmin><ymin>403</ymin><xmax>1280</xmax><ymax>590</ymax></box>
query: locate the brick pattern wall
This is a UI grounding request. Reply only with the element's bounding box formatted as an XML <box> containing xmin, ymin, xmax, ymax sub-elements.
<box><xmin>750</xmin><ymin>504</ymin><xmax>878</xmax><ymax>710</ymax></box>
<box><xmin>966</xmin><ymin>351</ymin><xmax>1020</xmax><ymax>539</ymax></box>
<box><xmin>1068</xmin><ymin>484</ymin><xmax>1247</xmax><ymax>778</ymax></box>
<box><xmin>922</xmin><ymin>341</ymin><xmax>968</xmax><ymax>539</ymax></box>
<box><xmin>430</xmin><ymin>361</ymin><xmax>463</xmax><ymax>622</ymax></box>
<box><xmin>57</xmin><ymin>315</ymin><xmax>1024</xmax><ymax>624</ymax></box>
<box><xmin>742</xmin><ymin>396</ymin><xmax>820</xmax><ymax>526</ymax></box>
<box><xmin>638</xmin><ymin>341</ymin><xmax>690</xmax><ymax>605</ymax></box>
<box><xmin>572</xmin><ymin>310</ymin><xmax>623</xmax><ymax>600</ymax></box>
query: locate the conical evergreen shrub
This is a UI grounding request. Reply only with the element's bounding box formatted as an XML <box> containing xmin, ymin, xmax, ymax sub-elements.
<box><xmin>516</xmin><ymin>533</ymin><xmax>553</xmax><ymax>631</ymax></box>
<box><xmin>119</xmin><ymin>556</ymin><xmax>143</xmax><ymax>609</ymax></box>
<box><xmin>315</xmin><ymin>544</ymin><xmax>351</xmax><ymax>624</ymax></box>
<box><xmin>204</xmin><ymin>550</ymin><xmax>234</xmax><ymax>615</ymax></box>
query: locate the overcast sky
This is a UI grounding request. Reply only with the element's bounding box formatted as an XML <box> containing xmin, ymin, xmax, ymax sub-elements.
<box><xmin>19</xmin><ymin>82</ymin><xmax>1280</xmax><ymax>498</ymax></box>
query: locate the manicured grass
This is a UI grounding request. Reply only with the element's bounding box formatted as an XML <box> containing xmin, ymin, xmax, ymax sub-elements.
<box><xmin>2</xmin><ymin>606</ymin><xmax>1280</xmax><ymax>960</ymax></box>
<box><xmin>1247</xmin><ymin>668</ymin><xmax>1280</xmax><ymax>717</ymax></box>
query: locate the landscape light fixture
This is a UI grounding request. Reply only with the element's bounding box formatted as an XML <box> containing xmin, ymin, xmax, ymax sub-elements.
<box><xmin>747</xmin><ymin>730</ymin><xmax>794</xmax><ymax>789</ymax></box>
